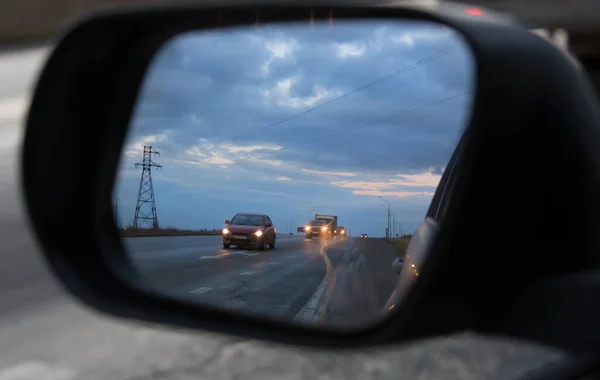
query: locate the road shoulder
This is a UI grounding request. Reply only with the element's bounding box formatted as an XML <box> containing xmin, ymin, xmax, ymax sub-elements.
<box><xmin>318</xmin><ymin>238</ymin><xmax>400</xmax><ymax>329</ymax></box>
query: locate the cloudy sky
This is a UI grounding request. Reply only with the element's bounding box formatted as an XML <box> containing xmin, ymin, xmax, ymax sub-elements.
<box><xmin>114</xmin><ymin>19</ymin><xmax>475</xmax><ymax>237</ymax></box>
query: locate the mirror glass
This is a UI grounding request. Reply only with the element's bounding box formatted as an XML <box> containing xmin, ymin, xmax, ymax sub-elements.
<box><xmin>114</xmin><ymin>19</ymin><xmax>475</xmax><ymax>330</ymax></box>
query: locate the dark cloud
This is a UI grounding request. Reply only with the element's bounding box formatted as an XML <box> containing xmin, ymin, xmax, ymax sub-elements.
<box><xmin>115</xmin><ymin>18</ymin><xmax>475</xmax><ymax>234</ymax></box>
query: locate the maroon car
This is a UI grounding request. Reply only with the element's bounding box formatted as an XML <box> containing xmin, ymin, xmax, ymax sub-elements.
<box><xmin>222</xmin><ymin>213</ymin><xmax>276</xmax><ymax>250</ymax></box>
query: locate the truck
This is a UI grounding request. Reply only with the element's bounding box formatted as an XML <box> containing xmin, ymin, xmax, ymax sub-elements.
<box><xmin>314</xmin><ymin>214</ymin><xmax>337</xmax><ymax>237</ymax></box>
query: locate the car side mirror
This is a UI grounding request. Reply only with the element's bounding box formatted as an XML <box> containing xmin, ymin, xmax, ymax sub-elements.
<box><xmin>21</xmin><ymin>1</ymin><xmax>600</xmax><ymax>353</ymax></box>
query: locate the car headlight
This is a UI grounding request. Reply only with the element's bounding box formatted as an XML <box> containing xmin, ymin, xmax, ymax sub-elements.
<box><xmin>254</xmin><ymin>230</ymin><xmax>263</xmax><ymax>237</ymax></box>
<box><xmin>305</xmin><ymin>226</ymin><xmax>311</xmax><ymax>231</ymax></box>
<box><xmin>321</xmin><ymin>227</ymin><xmax>327</xmax><ymax>231</ymax></box>
<box><xmin>223</xmin><ymin>228</ymin><xmax>230</xmax><ymax>235</ymax></box>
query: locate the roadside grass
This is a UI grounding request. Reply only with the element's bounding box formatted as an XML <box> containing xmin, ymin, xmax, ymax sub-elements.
<box><xmin>118</xmin><ymin>226</ymin><xmax>222</xmax><ymax>238</ymax></box>
<box><xmin>386</xmin><ymin>235</ymin><xmax>413</xmax><ymax>257</ymax></box>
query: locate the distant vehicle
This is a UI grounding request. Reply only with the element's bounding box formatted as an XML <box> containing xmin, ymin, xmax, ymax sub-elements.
<box><xmin>360</xmin><ymin>233</ymin><xmax>368</xmax><ymax>238</ymax></box>
<box><xmin>335</xmin><ymin>226</ymin><xmax>346</xmax><ymax>236</ymax></box>
<box><xmin>315</xmin><ymin>214</ymin><xmax>338</xmax><ymax>235</ymax></box>
<box><xmin>305</xmin><ymin>219</ymin><xmax>331</xmax><ymax>239</ymax></box>
<box><xmin>222</xmin><ymin>213</ymin><xmax>276</xmax><ymax>250</ymax></box>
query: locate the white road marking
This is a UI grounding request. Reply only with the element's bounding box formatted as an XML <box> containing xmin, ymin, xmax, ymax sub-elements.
<box><xmin>287</xmin><ymin>255</ymin><xmax>296</xmax><ymax>258</ymax></box>
<box><xmin>269</xmin><ymin>262</ymin><xmax>279</xmax><ymax>265</ymax></box>
<box><xmin>240</xmin><ymin>271</ymin><xmax>255</xmax><ymax>276</ymax></box>
<box><xmin>198</xmin><ymin>250</ymin><xmax>258</xmax><ymax>260</ymax></box>
<box><xmin>0</xmin><ymin>361</ymin><xmax>77</xmax><ymax>380</ymax></box>
<box><xmin>190</xmin><ymin>286</ymin><xmax>213</xmax><ymax>295</ymax></box>
<box><xmin>199</xmin><ymin>252</ymin><xmax>232</xmax><ymax>260</ymax></box>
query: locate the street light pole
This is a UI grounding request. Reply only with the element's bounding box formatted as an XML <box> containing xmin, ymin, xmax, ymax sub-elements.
<box><xmin>378</xmin><ymin>196</ymin><xmax>391</xmax><ymax>238</ymax></box>
<box><xmin>391</xmin><ymin>212</ymin><xmax>399</xmax><ymax>238</ymax></box>
<box><xmin>380</xmin><ymin>204</ymin><xmax>387</xmax><ymax>237</ymax></box>
<box><xmin>388</xmin><ymin>203</ymin><xmax>392</xmax><ymax>237</ymax></box>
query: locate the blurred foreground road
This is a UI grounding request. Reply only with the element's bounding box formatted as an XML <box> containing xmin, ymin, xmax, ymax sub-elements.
<box><xmin>0</xmin><ymin>46</ymin><xmax>567</xmax><ymax>380</ymax></box>
<box><xmin>124</xmin><ymin>234</ymin><xmax>400</xmax><ymax>328</ymax></box>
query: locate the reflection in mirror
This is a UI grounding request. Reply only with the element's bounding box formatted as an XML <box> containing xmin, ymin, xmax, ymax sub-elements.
<box><xmin>113</xmin><ymin>19</ymin><xmax>475</xmax><ymax>330</ymax></box>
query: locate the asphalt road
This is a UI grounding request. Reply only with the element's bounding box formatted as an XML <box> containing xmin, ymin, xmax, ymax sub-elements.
<box><xmin>123</xmin><ymin>234</ymin><xmax>401</xmax><ymax>328</ymax></box>
<box><xmin>0</xmin><ymin>45</ymin><xmax>569</xmax><ymax>380</ymax></box>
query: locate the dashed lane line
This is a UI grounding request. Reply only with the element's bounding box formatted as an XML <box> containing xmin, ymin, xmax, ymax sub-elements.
<box><xmin>199</xmin><ymin>252</ymin><xmax>232</xmax><ymax>260</ymax></box>
<box><xmin>198</xmin><ymin>250</ymin><xmax>258</xmax><ymax>260</ymax></box>
<box><xmin>190</xmin><ymin>286</ymin><xmax>213</xmax><ymax>295</ymax></box>
<box><xmin>240</xmin><ymin>271</ymin><xmax>255</xmax><ymax>276</ymax></box>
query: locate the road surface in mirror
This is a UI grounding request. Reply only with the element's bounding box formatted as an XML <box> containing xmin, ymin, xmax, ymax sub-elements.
<box><xmin>124</xmin><ymin>234</ymin><xmax>403</xmax><ymax>327</ymax></box>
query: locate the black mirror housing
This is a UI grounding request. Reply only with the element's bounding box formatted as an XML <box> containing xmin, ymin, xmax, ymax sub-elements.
<box><xmin>21</xmin><ymin>0</ymin><xmax>600</xmax><ymax>352</ymax></box>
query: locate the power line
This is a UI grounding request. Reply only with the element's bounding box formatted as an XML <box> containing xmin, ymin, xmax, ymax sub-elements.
<box><xmin>228</xmin><ymin>48</ymin><xmax>452</xmax><ymax>142</ymax></box>
<box><xmin>283</xmin><ymin>92</ymin><xmax>471</xmax><ymax>150</ymax></box>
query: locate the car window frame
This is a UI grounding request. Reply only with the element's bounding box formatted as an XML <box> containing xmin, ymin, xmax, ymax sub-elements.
<box><xmin>426</xmin><ymin>131</ymin><xmax>467</xmax><ymax>222</ymax></box>
<box><xmin>433</xmin><ymin>150</ymin><xmax>461</xmax><ymax>221</ymax></box>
